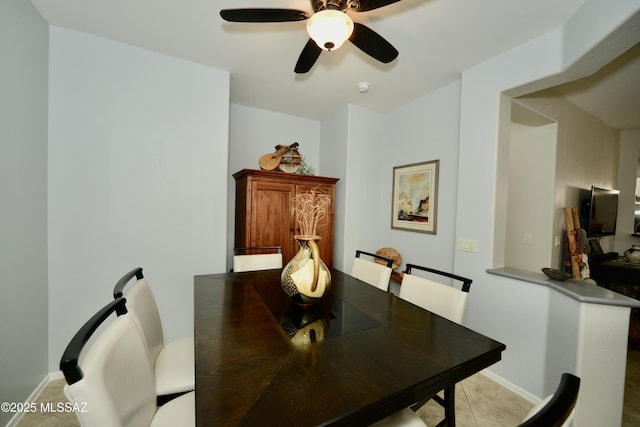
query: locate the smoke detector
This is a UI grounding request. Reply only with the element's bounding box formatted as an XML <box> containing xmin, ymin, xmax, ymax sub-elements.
<box><xmin>357</xmin><ymin>81</ymin><xmax>370</xmax><ymax>93</ymax></box>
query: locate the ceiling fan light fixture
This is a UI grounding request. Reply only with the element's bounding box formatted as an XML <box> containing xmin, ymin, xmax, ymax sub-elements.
<box><xmin>306</xmin><ymin>10</ymin><xmax>354</xmax><ymax>51</ymax></box>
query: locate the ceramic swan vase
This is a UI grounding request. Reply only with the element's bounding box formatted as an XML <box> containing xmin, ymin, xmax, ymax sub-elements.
<box><xmin>281</xmin><ymin>235</ymin><xmax>331</xmax><ymax>306</ymax></box>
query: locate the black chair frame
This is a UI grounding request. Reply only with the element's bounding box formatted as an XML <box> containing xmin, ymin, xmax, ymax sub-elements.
<box><xmin>60</xmin><ymin>297</ymin><xmax>128</xmax><ymax>385</ymax></box>
<box><xmin>113</xmin><ymin>267</ymin><xmax>144</xmax><ymax>299</ymax></box>
<box><xmin>518</xmin><ymin>373</ymin><xmax>580</xmax><ymax>427</ymax></box>
<box><xmin>355</xmin><ymin>250</ymin><xmax>394</xmax><ymax>268</ymax></box>
<box><xmin>405</xmin><ymin>263</ymin><xmax>472</xmax><ymax>292</ymax></box>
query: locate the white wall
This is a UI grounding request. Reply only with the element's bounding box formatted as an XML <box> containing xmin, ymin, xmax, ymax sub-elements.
<box><xmin>319</xmin><ymin>107</ymin><xmax>350</xmax><ymax>270</ymax></box>
<box><xmin>377</xmin><ymin>82</ymin><xmax>462</xmax><ymax>274</ymax></box>
<box><xmin>506</xmin><ymin>122</ymin><xmax>557</xmax><ymax>271</ymax></box>
<box><xmin>340</xmin><ymin>105</ymin><xmax>387</xmax><ymax>270</ymax></box>
<box><xmin>47</xmin><ymin>27</ymin><xmax>230</xmax><ymax>371</ymax></box>
<box><xmin>0</xmin><ymin>1</ymin><xmax>49</xmax><ymax>423</ymax></box>
<box><xmin>455</xmin><ymin>1</ymin><xmax>640</xmax><ymax>397</ymax></box>
<box><xmin>319</xmin><ymin>81</ymin><xmax>461</xmax><ymax>276</ymax></box>
<box><xmin>227</xmin><ymin>104</ymin><xmax>321</xmax><ymax>269</ymax></box>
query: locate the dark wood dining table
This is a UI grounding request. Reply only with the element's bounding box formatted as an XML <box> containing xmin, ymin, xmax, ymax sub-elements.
<box><xmin>194</xmin><ymin>268</ymin><xmax>505</xmax><ymax>427</ymax></box>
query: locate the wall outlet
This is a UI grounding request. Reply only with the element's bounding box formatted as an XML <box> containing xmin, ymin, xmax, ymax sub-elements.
<box><xmin>524</xmin><ymin>233</ymin><xmax>533</xmax><ymax>245</ymax></box>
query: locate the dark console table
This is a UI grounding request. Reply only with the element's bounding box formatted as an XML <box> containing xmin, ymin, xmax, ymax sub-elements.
<box><xmin>590</xmin><ymin>257</ymin><xmax>640</xmax><ymax>293</ymax></box>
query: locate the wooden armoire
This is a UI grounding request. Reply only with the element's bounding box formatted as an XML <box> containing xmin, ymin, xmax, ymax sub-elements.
<box><xmin>233</xmin><ymin>169</ymin><xmax>339</xmax><ymax>267</ymax></box>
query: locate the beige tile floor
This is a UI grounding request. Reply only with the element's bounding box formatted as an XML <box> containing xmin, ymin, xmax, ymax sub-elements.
<box><xmin>415</xmin><ymin>373</ymin><xmax>534</xmax><ymax>427</ymax></box>
<box><xmin>15</xmin><ymin>378</ymin><xmax>78</xmax><ymax>427</ymax></box>
<box><xmin>14</xmin><ymin>348</ymin><xmax>640</xmax><ymax>426</ymax></box>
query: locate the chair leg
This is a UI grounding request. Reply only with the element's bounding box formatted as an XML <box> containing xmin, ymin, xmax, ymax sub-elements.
<box><xmin>443</xmin><ymin>385</ymin><xmax>455</xmax><ymax>427</ymax></box>
<box><xmin>411</xmin><ymin>385</ymin><xmax>456</xmax><ymax>427</ymax></box>
<box><xmin>432</xmin><ymin>385</ymin><xmax>455</xmax><ymax>427</ymax></box>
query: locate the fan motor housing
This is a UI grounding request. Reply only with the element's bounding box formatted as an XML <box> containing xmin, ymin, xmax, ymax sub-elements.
<box><xmin>314</xmin><ymin>0</ymin><xmax>350</xmax><ymax>12</ymax></box>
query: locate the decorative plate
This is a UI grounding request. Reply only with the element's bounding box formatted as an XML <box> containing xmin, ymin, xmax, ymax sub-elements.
<box><xmin>375</xmin><ymin>247</ymin><xmax>402</xmax><ymax>270</ymax></box>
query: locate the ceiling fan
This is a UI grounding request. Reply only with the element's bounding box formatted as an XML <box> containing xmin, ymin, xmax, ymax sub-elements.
<box><xmin>220</xmin><ymin>0</ymin><xmax>400</xmax><ymax>73</ymax></box>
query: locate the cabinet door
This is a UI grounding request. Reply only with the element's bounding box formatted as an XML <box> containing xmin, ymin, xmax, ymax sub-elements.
<box><xmin>295</xmin><ymin>183</ymin><xmax>335</xmax><ymax>268</ymax></box>
<box><xmin>250</xmin><ymin>180</ymin><xmax>297</xmax><ymax>261</ymax></box>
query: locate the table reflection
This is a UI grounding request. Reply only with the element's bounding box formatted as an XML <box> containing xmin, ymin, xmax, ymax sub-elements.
<box><xmin>251</xmin><ymin>276</ymin><xmax>382</xmax><ymax>346</ymax></box>
<box><xmin>280</xmin><ymin>303</ymin><xmax>329</xmax><ymax>346</ymax></box>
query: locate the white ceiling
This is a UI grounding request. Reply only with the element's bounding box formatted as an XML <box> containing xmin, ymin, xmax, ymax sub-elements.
<box><xmin>31</xmin><ymin>0</ymin><xmax>639</xmax><ymax>129</ymax></box>
<box><xmin>553</xmin><ymin>42</ymin><xmax>640</xmax><ymax>131</ymax></box>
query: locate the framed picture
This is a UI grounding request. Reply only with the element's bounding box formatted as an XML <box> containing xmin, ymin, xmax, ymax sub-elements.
<box><xmin>391</xmin><ymin>160</ymin><xmax>439</xmax><ymax>234</ymax></box>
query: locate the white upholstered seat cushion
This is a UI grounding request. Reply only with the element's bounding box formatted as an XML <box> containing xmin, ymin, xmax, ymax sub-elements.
<box><xmin>154</xmin><ymin>336</ymin><xmax>195</xmax><ymax>396</ymax></box>
<box><xmin>150</xmin><ymin>391</ymin><xmax>195</xmax><ymax>427</ymax></box>
<box><xmin>125</xmin><ymin>278</ymin><xmax>194</xmax><ymax>396</ymax></box>
<box><xmin>399</xmin><ymin>274</ymin><xmax>468</xmax><ymax>324</ymax></box>
<box><xmin>233</xmin><ymin>253</ymin><xmax>283</xmax><ymax>272</ymax></box>
<box><xmin>371</xmin><ymin>408</ymin><xmax>428</xmax><ymax>427</ymax></box>
<box><xmin>351</xmin><ymin>257</ymin><xmax>392</xmax><ymax>291</ymax></box>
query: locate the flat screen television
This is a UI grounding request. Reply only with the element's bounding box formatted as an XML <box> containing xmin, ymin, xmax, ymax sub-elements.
<box><xmin>580</xmin><ymin>186</ymin><xmax>619</xmax><ymax>237</ymax></box>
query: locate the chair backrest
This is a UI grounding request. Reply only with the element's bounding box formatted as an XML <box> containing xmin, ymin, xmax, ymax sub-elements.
<box><xmin>399</xmin><ymin>263</ymin><xmax>472</xmax><ymax>324</ymax></box>
<box><xmin>113</xmin><ymin>267</ymin><xmax>164</xmax><ymax>363</ymax></box>
<box><xmin>60</xmin><ymin>298</ymin><xmax>157</xmax><ymax>427</ymax></box>
<box><xmin>518</xmin><ymin>373</ymin><xmax>580</xmax><ymax>427</ymax></box>
<box><xmin>233</xmin><ymin>246</ymin><xmax>283</xmax><ymax>272</ymax></box>
<box><xmin>350</xmin><ymin>250</ymin><xmax>393</xmax><ymax>291</ymax></box>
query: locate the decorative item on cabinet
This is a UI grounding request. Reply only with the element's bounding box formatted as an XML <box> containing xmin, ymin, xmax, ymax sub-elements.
<box><xmin>233</xmin><ymin>169</ymin><xmax>339</xmax><ymax>269</ymax></box>
<box><xmin>259</xmin><ymin>142</ymin><xmax>300</xmax><ymax>172</ymax></box>
<box><xmin>257</xmin><ymin>142</ymin><xmax>316</xmax><ymax>175</ymax></box>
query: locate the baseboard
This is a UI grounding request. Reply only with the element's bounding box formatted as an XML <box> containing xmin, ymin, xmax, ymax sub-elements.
<box><xmin>5</xmin><ymin>371</ymin><xmax>63</xmax><ymax>427</ymax></box>
<box><xmin>48</xmin><ymin>370</ymin><xmax>64</xmax><ymax>381</ymax></box>
<box><xmin>481</xmin><ymin>368</ymin><xmax>542</xmax><ymax>404</ymax></box>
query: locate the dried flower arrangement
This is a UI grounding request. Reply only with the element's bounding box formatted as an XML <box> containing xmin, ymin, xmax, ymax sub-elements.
<box><xmin>293</xmin><ymin>186</ymin><xmax>331</xmax><ymax>236</ymax></box>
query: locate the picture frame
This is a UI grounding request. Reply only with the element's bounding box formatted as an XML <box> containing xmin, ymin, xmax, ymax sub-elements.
<box><xmin>391</xmin><ymin>160</ymin><xmax>439</xmax><ymax>234</ymax></box>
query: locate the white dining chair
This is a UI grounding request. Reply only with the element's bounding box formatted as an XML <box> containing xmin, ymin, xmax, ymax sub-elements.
<box><xmin>399</xmin><ymin>263</ymin><xmax>471</xmax><ymax>324</ymax></box>
<box><xmin>233</xmin><ymin>246</ymin><xmax>283</xmax><ymax>272</ymax></box>
<box><xmin>60</xmin><ymin>298</ymin><xmax>195</xmax><ymax>427</ymax></box>
<box><xmin>113</xmin><ymin>268</ymin><xmax>194</xmax><ymax>399</ymax></box>
<box><xmin>350</xmin><ymin>250</ymin><xmax>394</xmax><ymax>292</ymax></box>
<box><xmin>396</xmin><ymin>263</ymin><xmax>473</xmax><ymax>426</ymax></box>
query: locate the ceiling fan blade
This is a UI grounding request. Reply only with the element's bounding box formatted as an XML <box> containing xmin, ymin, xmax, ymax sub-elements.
<box><xmin>349</xmin><ymin>23</ymin><xmax>398</xmax><ymax>63</ymax></box>
<box><xmin>351</xmin><ymin>0</ymin><xmax>402</xmax><ymax>12</ymax></box>
<box><xmin>220</xmin><ymin>8</ymin><xmax>309</xmax><ymax>22</ymax></box>
<box><xmin>295</xmin><ymin>39</ymin><xmax>323</xmax><ymax>73</ymax></box>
